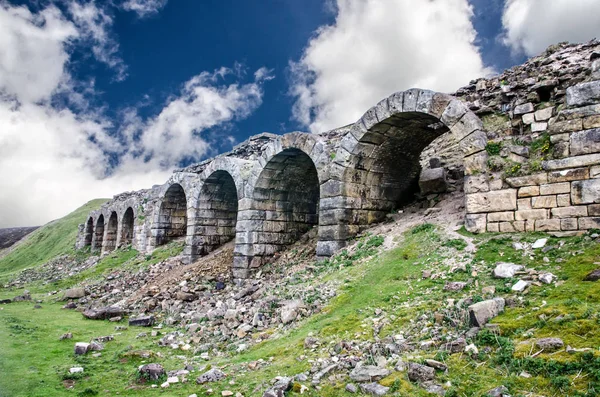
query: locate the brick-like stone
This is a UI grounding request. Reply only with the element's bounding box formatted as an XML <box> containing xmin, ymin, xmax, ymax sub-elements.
<box><xmin>544</xmin><ymin>154</ymin><xmax>600</xmax><ymax>170</ymax></box>
<box><xmin>531</xmin><ymin>122</ymin><xmax>548</xmax><ymax>132</ymax></box>
<box><xmin>557</xmin><ymin>194</ymin><xmax>571</xmax><ymax>207</ymax></box>
<box><xmin>464</xmin><ymin>151</ymin><xmax>488</xmax><ymax>175</ymax></box>
<box><xmin>518</xmin><ymin>186</ymin><xmax>539</xmax><ymax>198</ymax></box>
<box><xmin>515</xmin><ymin>209</ymin><xmax>548</xmax><ymax>221</ymax></box>
<box><xmin>532</xmin><ymin>195</ymin><xmax>557</xmax><ymax>209</ymax></box>
<box><xmin>487</xmin><ymin>223</ymin><xmax>499</xmax><ymax>233</ymax></box>
<box><xmin>517</xmin><ymin>198</ymin><xmax>532</xmax><ymax>210</ymax></box>
<box><xmin>548</xmin><ymin>168</ymin><xmax>589</xmax><ymax>183</ymax></box>
<box><xmin>561</xmin><ymin>218</ymin><xmax>578</xmax><ymax>231</ymax></box>
<box><xmin>465</xmin><ymin>214</ymin><xmax>487</xmax><ymax>233</ymax></box>
<box><xmin>588</xmin><ymin>204</ymin><xmax>600</xmax><ymax>216</ymax></box>
<box><xmin>550</xmin><ymin>133</ymin><xmax>570</xmax><ymax>143</ymax></box>
<box><xmin>513</xmin><ymin>221</ymin><xmax>525</xmax><ymax>232</ymax></box>
<box><xmin>567</xmin><ymin>81</ymin><xmax>600</xmax><ymax>107</ymax></box>
<box><xmin>570</xmin><ymin>128</ymin><xmax>600</xmax><ymax>156</ymax></box>
<box><xmin>505</xmin><ymin>173</ymin><xmax>548</xmax><ymax>187</ymax></box>
<box><xmin>551</xmin><ymin>206</ymin><xmax>587</xmax><ymax>218</ymax></box>
<box><xmin>488</xmin><ymin>211</ymin><xmax>515</xmax><ymax>222</ymax></box>
<box><xmin>579</xmin><ymin>217</ymin><xmax>600</xmax><ymax>230</ymax></box>
<box><xmin>548</xmin><ymin>118</ymin><xmax>583</xmax><ymax>134</ymax></box>
<box><xmin>464</xmin><ymin>175</ymin><xmax>490</xmax><ymax>194</ymax></box>
<box><xmin>591</xmin><ymin>165</ymin><xmax>600</xmax><ymax>178</ymax></box>
<box><xmin>466</xmin><ymin>189</ymin><xmax>517</xmax><ymax>213</ymax></box>
<box><xmin>535</xmin><ymin>107</ymin><xmax>554</xmax><ymax>121</ymax></box>
<box><xmin>540</xmin><ymin>182</ymin><xmax>571</xmax><ymax>195</ymax></box>
<box><xmin>419</xmin><ymin>168</ymin><xmax>447</xmax><ymax>194</ymax></box>
<box><xmin>522</xmin><ymin>113</ymin><xmax>535</xmax><ymax>125</ymax></box>
<box><xmin>584</xmin><ymin>115</ymin><xmax>600</xmax><ymax>129</ymax></box>
<box><xmin>572</xmin><ymin>179</ymin><xmax>600</xmax><ymax>204</ymax></box>
<box><xmin>535</xmin><ymin>219</ymin><xmax>561</xmax><ymax>231</ymax></box>
<box><xmin>499</xmin><ymin>222</ymin><xmax>516</xmax><ymax>232</ymax></box>
<box><xmin>514</xmin><ymin>102</ymin><xmax>534</xmax><ymax>115</ymax></box>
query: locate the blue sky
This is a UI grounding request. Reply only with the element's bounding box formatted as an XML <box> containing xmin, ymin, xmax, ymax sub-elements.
<box><xmin>1</xmin><ymin>0</ymin><xmax>599</xmax><ymax>226</ymax></box>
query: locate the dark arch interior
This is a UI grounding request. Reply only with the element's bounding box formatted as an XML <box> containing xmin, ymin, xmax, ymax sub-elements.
<box><xmin>156</xmin><ymin>183</ymin><xmax>188</xmax><ymax>246</ymax></box>
<box><xmin>192</xmin><ymin>170</ymin><xmax>239</xmax><ymax>256</ymax></box>
<box><xmin>93</xmin><ymin>214</ymin><xmax>104</xmax><ymax>251</ymax></box>
<box><xmin>249</xmin><ymin>148</ymin><xmax>320</xmax><ymax>264</ymax></box>
<box><xmin>84</xmin><ymin>217</ymin><xmax>94</xmax><ymax>246</ymax></box>
<box><xmin>120</xmin><ymin>207</ymin><xmax>134</xmax><ymax>247</ymax></box>
<box><xmin>104</xmin><ymin>212</ymin><xmax>118</xmax><ymax>252</ymax></box>
<box><xmin>346</xmin><ymin>112</ymin><xmax>450</xmax><ymax>223</ymax></box>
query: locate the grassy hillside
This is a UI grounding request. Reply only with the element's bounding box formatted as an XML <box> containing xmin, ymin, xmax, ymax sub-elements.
<box><xmin>0</xmin><ymin>199</ymin><xmax>107</xmax><ymax>278</ymax></box>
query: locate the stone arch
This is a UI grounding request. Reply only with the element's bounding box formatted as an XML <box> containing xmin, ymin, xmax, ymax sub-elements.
<box><xmin>154</xmin><ymin>183</ymin><xmax>188</xmax><ymax>246</ymax></box>
<box><xmin>92</xmin><ymin>214</ymin><xmax>105</xmax><ymax>252</ymax></box>
<box><xmin>84</xmin><ymin>217</ymin><xmax>94</xmax><ymax>247</ymax></box>
<box><xmin>233</xmin><ymin>143</ymin><xmax>323</xmax><ymax>279</ymax></box>
<box><xmin>120</xmin><ymin>207</ymin><xmax>135</xmax><ymax>247</ymax></box>
<box><xmin>103</xmin><ymin>211</ymin><xmax>118</xmax><ymax>253</ymax></box>
<box><xmin>318</xmin><ymin>89</ymin><xmax>488</xmax><ymax>256</ymax></box>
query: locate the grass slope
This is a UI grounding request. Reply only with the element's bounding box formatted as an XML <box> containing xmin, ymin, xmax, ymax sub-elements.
<box><xmin>0</xmin><ymin>199</ymin><xmax>107</xmax><ymax>278</ymax></box>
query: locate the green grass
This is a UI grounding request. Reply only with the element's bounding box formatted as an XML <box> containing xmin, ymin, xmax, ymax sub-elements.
<box><xmin>0</xmin><ymin>199</ymin><xmax>108</xmax><ymax>279</ymax></box>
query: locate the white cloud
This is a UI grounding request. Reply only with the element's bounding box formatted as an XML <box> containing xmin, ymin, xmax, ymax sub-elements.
<box><xmin>0</xmin><ymin>2</ymin><xmax>270</xmax><ymax>227</ymax></box>
<box><xmin>501</xmin><ymin>0</ymin><xmax>600</xmax><ymax>56</ymax></box>
<box><xmin>290</xmin><ymin>0</ymin><xmax>491</xmax><ymax>133</ymax></box>
<box><xmin>121</xmin><ymin>0</ymin><xmax>168</xmax><ymax>18</ymax></box>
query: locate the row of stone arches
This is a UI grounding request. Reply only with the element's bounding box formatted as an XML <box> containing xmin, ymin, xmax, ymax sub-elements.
<box><xmin>83</xmin><ymin>207</ymin><xmax>135</xmax><ymax>254</ymax></box>
<box><xmin>82</xmin><ymin>89</ymin><xmax>488</xmax><ymax>279</ymax></box>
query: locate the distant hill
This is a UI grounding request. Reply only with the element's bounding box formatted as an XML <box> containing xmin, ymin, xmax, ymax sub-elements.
<box><xmin>0</xmin><ymin>227</ymin><xmax>39</xmax><ymax>249</ymax></box>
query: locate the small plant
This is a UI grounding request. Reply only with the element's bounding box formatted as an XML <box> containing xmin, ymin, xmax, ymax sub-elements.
<box><xmin>504</xmin><ymin>161</ymin><xmax>522</xmax><ymax>177</ymax></box>
<box><xmin>411</xmin><ymin>223</ymin><xmax>435</xmax><ymax>235</ymax></box>
<box><xmin>485</xmin><ymin>142</ymin><xmax>502</xmax><ymax>155</ymax></box>
<box><xmin>443</xmin><ymin>238</ymin><xmax>467</xmax><ymax>251</ymax></box>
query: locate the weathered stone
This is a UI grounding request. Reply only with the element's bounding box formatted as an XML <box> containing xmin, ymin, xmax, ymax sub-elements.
<box><xmin>494</xmin><ymin>263</ymin><xmax>524</xmax><ymax>278</ymax></box>
<box><xmin>579</xmin><ymin>217</ymin><xmax>600</xmax><ymax>229</ymax></box>
<box><xmin>535</xmin><ymin>107</ymin><xmax>554</xmax><ymax>121</ymax></box>
<box><xmin>567</xmin><ymin>81</ymin><xmax>600</xmax><ymax>107</ymax></box>
<box><xmin>518</xmin><ymin>186</ymin><xmax>539</xmax><ymax>198</ymax></box>
<box><xmin>465</xmin><ymin>214</ymin><xmax>487</xmax><ymax>233</ymax></box>
<box><xmin>64</xmin><ymin>288</ymin><xmax>85</xmax><ymax>299</ymax></box>
<box><xmin>505</xmin><ymin>173</ymin><xmax>548</xmax><ymax>187</ymax></box>
<box><xmin>536</xmin><ymin>338</ymin><xmax>564</xmax><ymax>351</ymax></box>
<box><xmin>176</xmin><ymin>291</ymin><xmax>196</xmax><ymax>302</ymax></box>
<box><xmin>359</xmin><ymin>383</ymin><xmax>389</xmax><ymax>396</ymax></box>
<box><xmin>349</xmin><ymin>366</ymin><xmax>391</xmax><ymax>382</ymax></box>
<box><xmin>572</xmin><ymin>179</ymin><xmax>600</xmax><ymax>204</ymax></box>
<box><xmin>535</xmin><ymin>219</ymin><xmax>561</xmax><ymax>231</ymax></box>
<box><xmin>263</xmin><ymin>377</ymin><xmax>292</xmax><ymax>397</ymax></box>
<box><xmin>548</xmin><ymin>168</ymin><xmax>589</xmax><ymax>183</ymax></box>
<box><xmin>487</xmin><ymin>212</ymin><xmax>514</xmax><ymax>222</ymax></box>
<box><xmin>515</xmin><ymin>209</ymin><xmax>547</xmax><ymax>221</ymax></box>
<box><xmin>139</xmin><ymin>364</ymin><xmax>165</xmax><ymax>381</ymax></box>
<box><xmin>196</xmin><ymin>368</ymin><xmax>226</xmax><ymax>384</ymax></box>
<box><xmin>570</xmin><ymin>128</ymin><xmax>600</xmax><ymax>156</ymax></box>
<box><xmin>407</xmin><ymin>362</ymin><xmax>435</xmax><ymax>382</ymax></box>
<box><xmin>464</xmin><ymin>175</ymin><xmax>489</xmax><ymax>194</ymax></box>
<box><xmin>419</xmin><ymin>168</ymin><xmax>447</xmax><ymax>194</ymax></box>
<box><xmin>540</xmin><ymin>182</ymin><xmax>570</xmax><ymax>195</ymax></box>
<box><xmin>486</xmin><ymin>385</ymin><xmax>510</xmax><ymax>397</ymax></box>
<box><xmin>444</xmin><ymin>281</ymin><xmax>467</xmax><ymax>291</ymax></box>
<box><xmin>511</xmin><ymin>280</ymin><xmax>529</xmax><ymax>292</ymax></box>
<box><xmin>442</xmin><ymin>338</ymin><xmax>466</xmax><ymax>354</ymax></box>
<box><xmin>513</xmin><ymin>102</ymin><xmax>534</xmax><ymax>115</ymax></box>
<box><xmin>74</xmin><ymin>342</ymin><xmax>90</xmax><ymax>355</ymax></box>
<box><xmin>468</xmin><ymin>298</ymin><xmax>505</xmax><ymax>327</ymax></box>
<box><xmin>551</xmin><ymin>206</ymin><xmax>588</xmax><ymax>218</ymax></box>
<box><xmin>532</xmin><ymin>195</ymin><xmax>557</xmax><ymax>209</ymax></box>
<box><xmin>465</xmin><ymin>190</ymin><xmax>517</xmax><ymax>213</ymax></box>
<box><xmin>83</xmin><ymin>306</ymin><xmax>127</xmax><ymax>320</ymax></box>
<box><xmin>129</xmin><ymin>316</ymin><xmax>154</xmax><ymax>327</ymax></box>
<box><xmin>584</xmin><ymin>269</ymin><xmax>600</xmax><ymax>281</ymax></box>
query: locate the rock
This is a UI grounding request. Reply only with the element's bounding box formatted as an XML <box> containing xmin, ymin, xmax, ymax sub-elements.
<box><xmin>493</xmin><ymin>263</ymin><xmax>524</xmax><ymax>278</ymax></box>
<box><xmin>196</xmin><ymin>368</ymin><xmax>226</xmax><ymax>384</ymax></box>
<box><xmin>304</xmin><ymin>337</ymin><xmax>318</xmax><ymax>349</ymax></box>
<box><xmin>513</xmin><ymin>102</ymin><xmax>534</xmax><ymax>115</ymax></box>
<box><xmin>160</xmin><ymin>381</ymin><xmax>169</xmax><ymax>388</ymax></box>
<box><xmin>60</xmin><ymin>332</ymin><xmax>73</xmax><ymax>340</ymax></box>
<box><xmin>468</xmin><ymin>298</ymin><xmax>505</xmax><ymax>327</ymax></box>
<box><xmin>74</xmin><ymin>342</ymin><xmax>90</xmax><ymax>355</ymax></box>
<box><xmin>90</xmin><ymin>341</ymin><xmax>104</xmax><ymax>351</ymax></box>
<box><xmin>359</xmin><ymin>382</ymin><xmax>389</xmax><ymax>396</ymax></box>
<box><xmin>539</xmin><ymin>273</ymin><xmax>555</xmax><ymax>284</ymax></box>
<box><xmin>263</xmin><ymin>376</ymin><xmax>292</xmax><ymax>397</ymax></box>
<box><xmin>567</xmin><ymin>80</ymin><xmax>600</xmax><ymax>107</ymax></box>
<box><xmin>12</xmin><ymin>290</ymin><xmax>31</xmax><ymax>302</ymax></box>
<box><xmin>465</xmin><ymin>344</ymin><xmax>479</xmax><ymax>355</ymax></box>
<box><xmin>408</xmin><ymin>362</ymin><xmax>435</xmax><ymax>382</ymax></box>
<box><xmin>443</xmin><ymin>281</ymin><xmax>467</xmax><ymax>291</ymax></box>
<box><xmin>129</xmin><ymin>316</ymin><xmax>154</xmax><ymax>327</ymax></box>
<box><xmin>394</xmin><ymin>359</ymin><xmax>407</xmax><ymax>372</ymax></box>
<box><xmin>176</xmin><ymin>291</ymin><xmax>196</xmax><ymax>302</ymax></box>
<box><xmin>345</xmin><ymin>383</ymin><xmax>358</xmax><ymax>393</ymax></box>
<box><xmin>583</xmin><ymin>269</ymin><xmax>600</xmax><ymax>281</ymax></box>
<box><xmin>70</xmin><ymin>367</ymin><xmax>84</xmax><ymax>373</ymax></box>
<box><xmin>280</xmin><ymin>300</ymin><xmax>303</xmax><ymax>324</ymax></box>
<box><xmin>349</xmin><ymin>365</ymin><xmax>391</xmax><ymax>382</ymax></box>
<box><xmin>425</xmin><ymin>359</ymin><xmax>447</xmax><ymax>371</ymax></box>
<box><xmin>531</xmin><ymin>238</ymin><xmax>547</xmax><ymax>249</ymax></box>
<box><xmin>511</xmin><ymin>280</ymin><xmax>530</xmax><ymax>292</ymax></box>
<box><xmin>63</xmin><ymin>301</ymin><xmax>77</xmax><ymax>309</ymax></box>
<box><xmin>442</xmin><ymin>338</ymin><xmax>466</xmax><ymax>353</ymax></box>
<box><xmin>139</xmin><ymin>363</ymin><xmax>165</xmax><ymax>380</ymax></box>
<box><xmin>487</xmin><ymin>385</ymin><xmax>509</xmax><ymax>397</ymax></box>
<box><xmin>64</xmin><ymin>288</ymin><xmax>85</xmax><ymax>299</ymax></box>
<box><xmin>536</xmin><ymin>337</ymin><xmax>564</xmax><ymax>351</ymax></box>
<box><xmin>419</xmin><ymin>168</ymin><xmax>447</xmax><ymax>194</ymax></box>
<box><xmin>423</xmin><ymin>382</ymin><xmax>446</xmax><ymax>396</ymax></box>
<box><xmin>82</xmin><ymin>306</ymin><xmax>126</xmax><ymax>320</ymax></box>
<box><xmin>221</xmin><ymin>392</ymin><xmax>233</xmax><ymax>397</ymax></box>
<box><xmin>0</xmin><ymin>299</ymin><xmax>11</xmax><ymax>304</ymax></box>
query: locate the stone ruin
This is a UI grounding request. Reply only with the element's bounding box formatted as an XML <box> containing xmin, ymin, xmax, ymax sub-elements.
<box><xmin>76</xmin><ymin>40</ymin><xmax>600</xmax><ymax>279</ymax></box>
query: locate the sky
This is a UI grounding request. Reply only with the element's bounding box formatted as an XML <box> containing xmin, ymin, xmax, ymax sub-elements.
<box><xmin>1</xmin><ymin>0</ymin><xmax>600</xmax><ymax>227</ymax></box>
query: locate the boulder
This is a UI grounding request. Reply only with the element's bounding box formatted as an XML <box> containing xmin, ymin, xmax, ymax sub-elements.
<box><xmin>129</xmin><ymin>316</ymin><xmax>154</xmax><ymax>327</ymax></box>
<box><xmin>511</xmin><ymin>280</ymin><xmax>529</xmax><ymax>292</ymax></box>
<box><xmin>419</xmin><ymin>168</ymin><xmax>447</xmax><ymax>194</ymax></box>
<box><xmin>82</xmin><ymin>306</ymin><xmax>126</xmax><ymax>320</ymax></box>
<box><xmin>74</xmin><ymin>342</ymin><xmax>90</xmax><ymax>355</ymax></box>
<box><xmin>408</xmin><ymin>362</ymin><xmax>435</xmax><ymax>382</ymax></box>
<box><xmin>584</xmin><ymin>269</ymin><xmax>600</xmax><ymax>281</ymax></box>
<box><xmin>444</xmin><ymin>281</ymin><xmax>467</xmax><ymax>291</ymax></box>
<box><xmin>442</xmin><ymin>338</ymin><xmax>466</xmax><ymax>353</ymax></box>
<box><xmin>64</xmin><ymin>288</ymin><xmax>85</xmax><ymax>299</ymax></box>
<box><xmin>349</xmin><ymin>365</ymin><xmax>391</xmax><ymax>382</ymax></box>
<box><xmin>493</xmin><ymin>263</ymin><xmax>524</xmax><ymax>278</ymax></box>
<box><xmin>487</xmin><ymin>385</ymin><xmax>510</xmax><ymax>397</ymax></box>
<box><xmin>567</xmin><ymin>80</ymin><xmax>600</xmax><ymax>107</ymax></box>
<box><xmin>468</xmin><ymin>298</ymin><xmax>505</xmax><ymax>327</ymax></box>
<box><xmin>175</xmin><ymin>291</ymin><xmax>196</xmax><ymax>302</ymax></box>
<box><xmin>263</xmin><ymin>376</ymin><xmax>292</xmax><ymax>397</ymax></box>
<box><xmin>139</xmin><ymin>363</ymin><xmax>165</xmax><ymax>380</ymax></box>
<box><xmin>536</xmin><ymin>337</ymin><xmax>564</xmax><ymax>351</ymax></box>
<box><xmin>196</xmin><ymin>368</ymin><xmax>226</xmax><ymax>384</ymax></box>
<box><xmin>359</xmin><ymin>382</ymin><xmax>389</xmax><ymax>396</ymax></box>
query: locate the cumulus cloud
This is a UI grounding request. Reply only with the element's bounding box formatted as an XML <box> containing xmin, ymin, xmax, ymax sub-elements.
<box><xmin>0</xmin><ymin>2</ymin><xmax>269</xmax><ymax>227</ymax></box>
<box><xmin>121</xmin><ymin>0</ymin><xmax>168</xmax><ymax>18</ymax></box>
<box><xmin>290</xmin><ymin>0</ymin><xmax>491</xmax><ymax>133</ymax></box>
<box><xmin>501</xmin><ymin>0</ymin><xmax>600</xmax><ymax>56</ymax></box>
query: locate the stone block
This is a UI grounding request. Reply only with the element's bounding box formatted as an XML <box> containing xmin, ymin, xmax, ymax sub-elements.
<box><xmin>518</xmin><ymin>186</ymin><xmax>539</xmax><ymax>198</ymax></box>
<box><xmin>499</xmin><ymin>222</ymin><xmax>516</xmax><ymax>232</ymax></box>
<box><xmin>548</xmin><ymin>118</ymin><xmax>583</xmax><ymax>134</ymax></box>
<box><xmin>570</xmin><ymin>128</ymin><xmax>600</xmax><ymax>156</ymax></box>
<box><xmin>514</xmin><ymin>102</ymin><xmax>534</xmax><ymax>115</ymax></box>
<box><xmin>465</xmin><ymin>214</ymin><xmax>487</xmax><ymax>233</ymax></box>
<box><xmin>468</xmin><ymin>298</ymin><xmax>505</xmax><ymax>327</ymax></box>
<box><xmin>459</xmin><ymin>130</ymin><xmax>487</xmax><ymax>156</ymax></box>
<box><xmin>572</xmin><ymin>179</ymin><xmax>600</xmax><ymax>204</ymax></box>
<box><xmin>513</xmin><ymin>221</ymin><xmax>525</xmax><ymax>232</ymax></box>
<box><xmin>593</xmin><ymin>59</ymin><xmax>600</xmax><ymax>79</ymax></box>
<box><xmin>592</xmin><ymin>165</ymin><xmax>600</xmax><ymax>178</ymax></box>
<box><xmin>567</xmin><ymin>81</ymin><xmax>600</xmax><ymax>107</ymax></box>
<box><xmin>488</xmin><ymin>211</ymin><xmax>515</xmax><ymax>222</ymax></box>
<box><xmin>544</xmin><ymin>154</ymin><xmax>600</xmax><ymax>171</ymax></box>
<box><xmin>561</xmin><ymin>218</ymin><xmax>578</xmax><ymax>231</ymax></box>
<box><xmin>535</xmin><ymin>219</ymin><xmax>561</xmax><ymax>231</ymax></box>
<box><xmin>551</xmin><ymin>206</ymin><xmax>587</xmax><ymax>218</ymax></box>
<box><xmin>558</xmin><ymin>104</ymin><xmax>600</xmax><ymax>120</ymax></box>
<box><xmin>588</xmin><ymin>204</ymin><xmax>600</xmax><ymax>216</ymax></box>
<box><xmin>584</xmin><ymin>115</ymin><xmax>600</xmax><ymax>129</ymax></box>
<box><xmin>532</xmin><ymin>195</ymin><xmax>557</xmax><ymax>209</ymax></box>
<box><xmin>540</xmin><ymin>182</ymin><xmax>571</xmax><ymax>195</ymax></box>
<box><xmin>505</xmin><ymin>173</ymin><xmax>548</xmax><ymax>187</ymax></box>
<box><xmin>517</xmin><ymin>198</ymin><xmax>532</xmax><ymax>210</ymax></box>
<box><xmin>464</xmin><ymin>150</ymin><xmax>488</xmax><ymax>175</ymax></box>
<box><xmin>515</xmin><ymin>209</ymin><xmax>548</xmax><ymax>221</ymax></box>
<box><xmin>464</xmin><ymin>175</ymin><xmax>490</xmax><ymax>194</ymax></box>
<box><xmin>487</xmin><ymin>223</ymin><xmax>499</xmax><ymax>232</ymax></box>
<box><xmin>535</xmin><ymin>107</ymin><xmax>554</xmax><ymax>121</ymax></box>
<box><xmin>531</xmin><ymin>122</ymin><xmax>548</xmax><ymax>132</ymax></box>
<box><xmin>579</xmin><ymin>217</ymin><xmax>600</xmax><ymax>229</ymax></box>
<box><xmin>419</xmin><ymin>168</ymin><xmax>447</xmax><ymax>194</ymax></box>
<box><xmin>466</xmin><ymin>189</ymin><xmax>517</xmax><ymax>213</ymax></box>
<box><xmin>548</xmin><ymin>168</ymin><xmax>589</xmax><ymax>183</ymax></box>
<box><xmin>550</xmin><ymin>133</ymin><xmax>570</xmax><ymax>143</ymax></box>
<box><xmin>557</xmin><ymin>194</ymin><xmax>571</xmax><ymax>207</ymax></box>
<box><xmin>522</xmin><ymin>113</ymin><xmax>535</xmax><ymax>125</ymax></box>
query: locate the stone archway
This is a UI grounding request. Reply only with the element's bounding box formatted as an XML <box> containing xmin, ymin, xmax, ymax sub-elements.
<box><xmin>92</xmin><ymin>214</ymin><xmax>105</xmax><ymax>252</ymax></box>
<box><xmin>234</xmin><ymin>147</ymin><xmax>321</xmax><ymax>277</ymax></box>
<box><xmin>120</xmin><ymin>207</ymin><xmax>134</xmax><ymax>247</ymax></box>
<box><xmin>84</xmin><ymin>217</ymin><xmax>94</xmax><ymax>247</ymax></box>
<box><xmin>191</xmin><ymin>170</ymin><xmax>239</xmax><ymax>257</ymax></box>
<box><xmin>103</xmin><ymin>211</ymin><xmax>118</xmax><ymax>253</ymax></box>
<box><xmin>317</xmin><ymin>89</ymin><xmax>488</xmax><ymax>256</ymax></box>
<box><xmin>155</xmin><ymin>183</ymin><xmax>188</xmax><ymax>246</ymax></box>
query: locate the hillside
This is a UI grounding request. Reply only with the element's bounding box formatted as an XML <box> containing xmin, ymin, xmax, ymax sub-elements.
<box><xmin>2</xmin><ymin>192</ymin><xmax>600</xmax><ymax>396</ymax></box>
<box><xmin>0</xmin><ymin>227</ymin><xmax>39</xmax><ymax>250</ymax></box>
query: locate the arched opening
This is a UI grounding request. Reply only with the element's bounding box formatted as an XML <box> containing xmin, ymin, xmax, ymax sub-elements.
<box><xmin>236</xmin><ymin>148</ymin><xmax>320</xmax><ymax>271</ymax></box>
<box><xmin>120</xmin><ymin>207</ymin><xmax>134</xmax><ymax>247</ymax></box>
<box><xmin>156</xmin><ymin>183</ymin><xmax>188</xmax><ymax>246</ymax></box>
<box><xmin>104</xmin><ymin>211</ymin><xmax>118</xmax><ymax>253</ymax></box>
<box><xmin>344</xmin><ymin>111</ymin><xmax>450</xmax><ymax>224</ymax></box>
<box><xmin>192</xmin><ymin>170</ymin><xmax>238</xmax><ymax>257</ymax></box>
<box><xmin>84</xmin><ymin>217</ymin><xmax>94</xmax><ymax>247</ymax></box>
<box><xmin>92</xmin><ymin>214</ymin><xmax>104</xmax><ymax>252</ymax></box>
